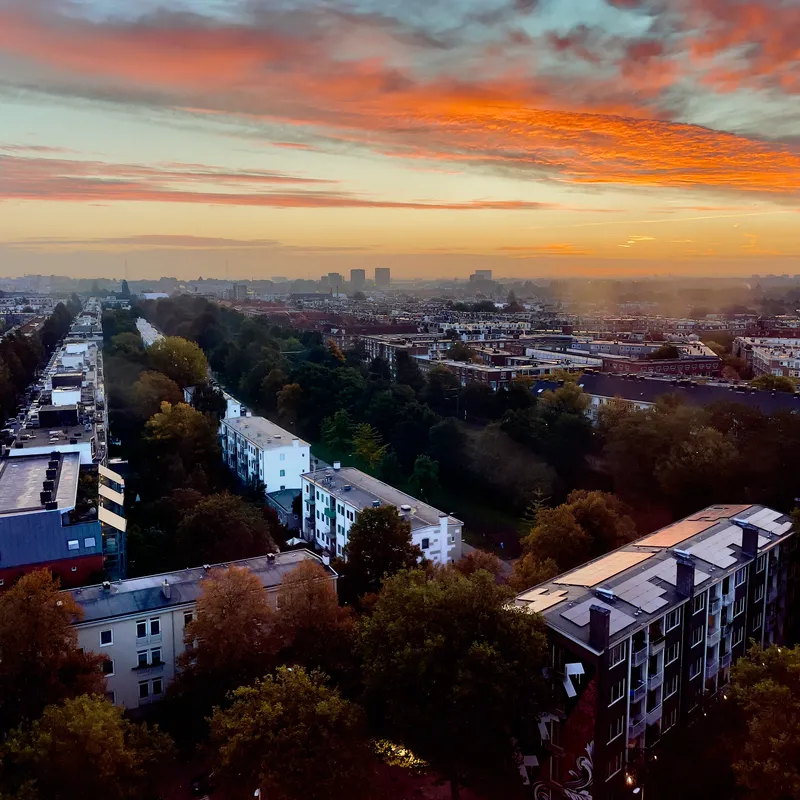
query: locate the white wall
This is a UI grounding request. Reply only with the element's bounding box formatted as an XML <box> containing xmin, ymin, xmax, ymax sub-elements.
<box><xmin>52</xmin><ymin>388</ymin><xmax>81</xmax><ymax>406</ymax></box>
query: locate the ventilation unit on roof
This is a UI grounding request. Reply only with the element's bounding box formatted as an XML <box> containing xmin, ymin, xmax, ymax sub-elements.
<box><xmin>594</xmin><ymin>587</ymin><xmax>616</xmax><ymax>602</ymax></box>
<box><xmin>400</xmin><ymin>504</ymin><xmax>412</xmax><ymax>512</ymax></box>
<box><xmin>372</xmin><ymin>500</ymin><xmax>381</xmax><ymax>508</ymax></box>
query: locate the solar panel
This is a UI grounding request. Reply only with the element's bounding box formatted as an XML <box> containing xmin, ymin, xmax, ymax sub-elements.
<box><xmin>515</xmin><ymin>587</ymin><xmax>569</xmax><ymax>613</ymax></box>
<box><xmin>687</xmin><ymin>525</ymin><xmax>769</xmax><ymax>568</ymax></box>
<box><xmin>635</xmin><ymin>519</ymin><xmax>717</xmax><ymax>548</ymax></box>
<box><xmin>687</xmin><ymin>505</ymin><xmax>752</xmax><ymax>522</ymax></box>
<box><xmin>554</xmin><ymin>551</ymin><xmax>654</xmax><ymax>587</ymax></box>
<box><xmin>560</xmin><ymin>598</ymin><xmax>636</xmax><ymax>635</ymax></box>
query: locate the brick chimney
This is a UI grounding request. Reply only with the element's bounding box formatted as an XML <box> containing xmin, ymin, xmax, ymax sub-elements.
<box><xmin>676</xmin><ymin>554</ymin><xmax>695</xmax><ymax>598</ymax></box>
<box><xmin>589</xmin><ymin>605</ymin><xmax>611</xmax><ymax>651</ymax></box>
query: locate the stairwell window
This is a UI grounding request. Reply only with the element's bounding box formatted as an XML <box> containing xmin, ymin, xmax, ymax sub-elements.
<box><xmin>735</xmin><ymin>567</ymin><xmax>747</xmax><ymax>587</ymax></box>
<box><xmin>665</xmin><ymin>608</ymin><xmax>682</xmax><ymax>632</ymax></box>
<box><xmin>691</xmin><ymin>626</ymin><xmax>705</xmax><ymax>648</ymax></box>
<box><xmin>609</xmin><ymin>642</ymin><xmax>627</xmax><ymax>668</ymax></box>
<box><xmin>609</xmin><ymin>679</ymin><xmax>626</xmax><ymax>706</ymax></box>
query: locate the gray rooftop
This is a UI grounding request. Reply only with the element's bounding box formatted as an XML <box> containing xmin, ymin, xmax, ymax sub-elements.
<box><xmin>223</xmin><ymin>416</ymin><xmax>309</xmax><ymax>451</ymax></box>
<box><xmin>514</xmin><ymin>504</ymin><xmax>793</xmax><ymax>653</ymax></box>
<box><xmin>0</xmin><ymin>452</ymin><xmax>80</xmax><ymax>515</ymax></box>
<box><xmin>304</xmin><ymin>466</ymin><xmax>461</xmax><ymax>531</ymax></box>
<box><xmin>69</xmin><ymin>549</ymin><xmax>335</xmax><ymax>623</ymax></box>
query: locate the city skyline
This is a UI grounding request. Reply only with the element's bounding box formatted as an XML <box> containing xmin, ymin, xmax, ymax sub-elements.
<box><xmin>1</xmin><ymin>0</ymin><xmax>799</xmax><ymax>279</ymax></box>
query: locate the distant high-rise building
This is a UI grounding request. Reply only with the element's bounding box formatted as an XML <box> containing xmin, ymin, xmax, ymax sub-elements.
<box><xmin>469</xmin><ymin>269</ymin><xmax>493</xmax><ymax>282</ymax></box>
<box><xmin>350</xmin><ymin>269</ymin><xmax>366</xmax><ymax>291</ymax></box>
<box><xmin>232</xmin><ymin>283</ymin><xmax>248</xmax><ymax>300</ymax></box>
<box><xmin>327</xmin><ymin>273</ymin><xmax>344</xmax><ymax>294</ymax></box>
<box><xmin>375</xmin><ymin>267</ymin><xmax>391</xmax><ymax>289</ymax></box>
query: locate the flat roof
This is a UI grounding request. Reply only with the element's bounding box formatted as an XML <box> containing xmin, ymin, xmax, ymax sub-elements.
<box><xmin>9</xmin><ymin>419</ymin><xmax>94</xmax><ymax>452</ymax></box>
<box><xmin>69</xmin><ymin>549</ymin><xmax>335</xmax><ymax>623</ymax></box>
<box><xmin>223</xmin><ymin>416</ymin><xmax>309</xmax><ymax>450</ymax></box>
<box><xmin>0</xmin><ymin>452</ymin><xmax>80</xmax><ymax>515</ymax></box>
<box><xmin>303</xmin><ymin>466</ymin><xmax>460</xmax><ymax>531</ymax></box>
<box><xmin>513</xmin><ymin>504</ymin><xmax>793</xmax><ymax>653</ymax></box>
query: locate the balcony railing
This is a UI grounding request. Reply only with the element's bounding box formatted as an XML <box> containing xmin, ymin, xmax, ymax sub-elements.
<box><xmin>707</xmin><ymin>628</ymin><xmax>721</xmax><ymax>647</ymax></box>
<box><xmin>649</xmin><ymin>638</ymin><xmax>666</xmax><ymax>656</ymax></box>
<box><xmin>646</xmin><ymin>705</ymin><xmax>663</xmax><ymax>726</ymax></box>
<box><xmin>647</xmin><ymin>671</ymin><xmax>664</xmax><ymax>691</ymax></box>
<box><xmin>629</xmin><ymin>717</ymin><xmax>647</xmax><ymax>739</ymax></box>
<box><xmin>722</xmin><ymin>590</ymin><xmax>735</xmax><ymax>606</ymax></box>
<box><xmin>721</xmin><ymin>652</ymin><xmax>733</xmax><ymax>669</ymax></box>
<box><xmin>632</xmin><ymin>646</ymin><xmax>648</xmax><ymax>668</ymax></box>
<box><xmin>630</xmin><ymin>680</ymin><xmax>647</xmax><ymax>704</ymax></box>
<box><xmin>706</xmin><ymin>659</ymin><xmax>719</xmax><ymax>679</ymax></box>
<box><xmin>709</xmin><ymin>597</ymin><xmax>721</xmax><ymax>616</ymax></box>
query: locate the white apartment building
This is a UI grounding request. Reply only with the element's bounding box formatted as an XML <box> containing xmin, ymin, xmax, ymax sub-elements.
<box><xmin>301</xmin><ymin>465</ymin><xmax>463</xmax><ymax>565</ymax></box>
<box><xmin>69</xmin><ymin>550</ymin><xmax>335</xmax><ymax>710</ymax></box>
<box><xmin>734</xmin><ymin>337</ymin><xmax>800</xmax><ymax>378</ymax></box>
<box><xmin>220</xmin><ymin>416</ymin><xmax>310</xmax><ymax>492</ymax></box>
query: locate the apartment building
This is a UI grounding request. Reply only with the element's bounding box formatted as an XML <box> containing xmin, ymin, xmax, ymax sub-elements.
<box><xmin>415</xmin><ymin>356</ymin><xmax>550</xmax><ymax>390</ymax></box>
<box><xmin>514</xmin><ymin>504</ymin><xmax>797</xmax><ymax>800</ymax></box>
<box><xmin>301</xmin><ymin>465</ymin><xmax>462</xmax><ymax>564</ymax></box>
<box><xmin>69</xmin><ymin>550</ymin><xmax>335</xmax><ymax>710</ymax></box>
<box><xmin>219</xmin><ymin>416</ymin><xmax>310</xmax><ymax>492</ymax></box>
<box><xmin>734</xmin><ymin>336</ymin><xmax>800</xmax><ymax>378</ymax></box>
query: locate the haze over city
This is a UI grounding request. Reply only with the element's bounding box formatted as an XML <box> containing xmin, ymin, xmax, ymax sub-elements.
<box><xmin>1</xmin><ymin>0</ymin><xmax>799</xmax><ymax>279</ymax></box>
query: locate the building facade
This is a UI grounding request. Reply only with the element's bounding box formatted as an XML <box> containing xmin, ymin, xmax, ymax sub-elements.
<box><xmin>219</xmin><ymin>416</ymin><xmax>310</xmax><ymax>492</ymax></box>
<box><xmin>514</xmin><ymin>504</ymin><xmax>797</xmax><ymax>800</ymax></box>
<box><xmin>70</xmin><ymin>550</ymin><xmax>336</xmax><ymax>710</ymax></box>
<box><xmin>301</xmin><ymin>465</ymin><xmax>462</xmax><ymax>565</ymax></box>
<box><xmin>375</xmin><ymin>267</ymin><xmax>391</xmax><ymax>289</ymax></box>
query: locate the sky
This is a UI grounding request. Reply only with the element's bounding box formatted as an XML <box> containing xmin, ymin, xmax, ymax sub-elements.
<box><xmin>0</xmin><ymin>0</ymin><xmax>799</xmax><ymax>281</ymax></box>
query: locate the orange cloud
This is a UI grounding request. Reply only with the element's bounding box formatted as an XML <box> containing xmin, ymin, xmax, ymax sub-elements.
<box><xmin>499</xmin><ymin>244</ymin><xmax>596</xmax><ymax>257</ymax></box>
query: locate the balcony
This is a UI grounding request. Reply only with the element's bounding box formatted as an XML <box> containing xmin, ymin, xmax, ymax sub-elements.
<box><xmin>721</xmin><ymin>652</ymin><xmax>733</xmax><ymax>669</ymax></box>
<box><xmin>722</xmin><ymin>590</ymin><xmax>735</xmax><ymax>606</ymax></box>
<box><xmin>647</xmin><ymin>671</ymin><xmax>664</xmax><ymax>691</ymax></box>
<box><xmin>646</xmin><ymin>705</ymin><xmax>663</xmax><ymax>726</ymax></box>
<box><xmin>630</xmin><ymin>680</ymin><xmax>647</xmax><ymax>704</ymax></box>
<box><xmin>649</xmin><ymin>638</ymin><xmax>666</xmax><ymax>656</ymax></box>
<box><xmin>707</xmin><ymin>628</ymin><xmax>721</xmax><ymax>647</ymax></box>
<box><xmin>629</xmin><ymin>716</ymin><xmax>647</xmax><ymax>739</ymax></box>
<box><xmin>768</xmin><ymin>584</ymin><xmax>780</xmax><ymax>604</ymax></box>
<box><xmin>706</xmin><ymin>659</ymin><xmax>719</xmax><ymax>679</ymax></box>
<box><xmin>632</xmin><ymin>646</ymin><xmax>648</xmax><ymax>668</ymax></box>
<box><xmin>132</xmin><ymin>660</ymin><xmax>165</xmax><ymax>676</ymax></box>
<box><xmin>709</xmin><ymin>597</ymin><xmax>721</xmax><ymax>616</ymax></box>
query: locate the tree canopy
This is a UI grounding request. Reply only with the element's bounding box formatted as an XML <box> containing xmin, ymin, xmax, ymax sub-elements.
<box><xmin>147</xmin><ymin>335</ymin><xmax>209</xmax><ymax>388</ymax></box>
<box><xmin>131</xmin><ymin>370</ymin><xmax>182</xmax><ymax>420</ymax></box>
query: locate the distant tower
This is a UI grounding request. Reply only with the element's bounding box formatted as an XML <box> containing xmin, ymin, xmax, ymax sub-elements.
<box><xmin>350</xmin><ymin>269</ymin><xmax>366</xmax><ymax>292</ymax></box>
<box><xmin>375</xmin><ymin>267</ymin><xmax>391</xmax><ymax>289</ymax></box>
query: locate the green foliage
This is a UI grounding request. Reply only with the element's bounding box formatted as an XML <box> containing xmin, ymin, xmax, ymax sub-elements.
<box><xmin>340</xmin><ymin>505</ymin><xmax>422</xmax><ymax>602</ymax></box>
<box><xmin>352</xmin><ymin>422</ymin><xmax>388</xmax><ymax>469</ymax></box>
<box><xmin>0</xmin><ymin>695</ymin><xmax>173</xmax><ymax>800</ymax></box>
<box><xmin>358</xmin><ymin>568</ymin><xmax>551</xmax><ymax>797</ymax></box>
<box><xmin>322</xmin><ymin>409</ymin><xmax>354</xmax><ymax>456</ymax></box>
<box><xmin>209</xmin><ymin>667</ymin><xmax>372</xmax><ymax>800</ymax></box>
<box><xmin>751</xmin><ymin>374</ymin><xmax>797</xmax><ymax>393</ymax></box>
<box><xmin>147</xmin><ymin>336</ymin><xmax>209</xmax><ymax>388</ymax></box>
<box><xmin>131</xmin><ymin>370</ymin><xmax>182</xmax><ymax>420</ymax></box>
<box><xmin>646</xmin><ymin>343</ymin><xmax>681</xmax><ymax>360</ymax></box>
<box><xmin>408</xmin><ymin>455</ymin><xmax>440</xmax><ymax>501</ymax></box>
<box><xmin>190</xmin><ymin>383</ymin><xmax>227</xmax><ymax>420</ymax></box>
<box><xmin>276</xmin><ymin>382</ymin><xmax>303</xmax><ymax>425</ymax></box>
<box><xmin>109</xmin><ymin>332</ymin><xmax>145</xmax><ymax>359</ymax></box>
<box><xmin>0</xmin><ymin>570</ymin><xmax>106</xmax><ymax>734</ymax></box>
<box><xmin>446</xmin><ymin>342</ymin><xmax>475</xmax><ymax>362</ymax></box>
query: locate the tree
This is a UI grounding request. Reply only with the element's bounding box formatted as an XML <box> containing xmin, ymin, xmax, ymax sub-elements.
<box><xmin>508</xmin><ymin>554</ymin><xmax>560</xmax><ymax>592</ymax></box>
<box><xmin>175</xmin><ymin>493</ymin><xmax>276</xmax><ymax>566</ymax></box>
<box><xmin>0</xmin><ymin>570</ymin><xmax>106</xmax><ymax>733</ymax></box>
<box><xmin>521</xmin><ymin>504</ymin><xmax>592</xmax><ymax>571</ymax></box>
<box><xmin>352</xmin><ymin>422</ymin><xmax>387</xmax><ymax>469</ymax></box>
<box><xmin>274</xmin><ymin>560</ymin><xmax>356</xmax><ymax>684</ymax></box>
<box><xmin>646</xmin><ymin>343</ymin><xmax>681</xmax><ymax>360</ymax></box>
<box><xmin>751</xmin><ymin>374</ymin><xmax>797</xmax><ymax>393</ymax></box>
<box><xmin>447</xmin><ymin>342</ymin><xmax>475</xmax><ymax>362</ymax></box>
<box><xmin>210</xmin><ymin>667</ymin><xmax>372</xmax><ymax>800</ymax></box>
<box><xmin>131</xmin><ymin>370</ymin><xmax>182</xmax><ymax>420</ymax></box>
<box><xmin>452</xmin><ymin>548</ymin><xmax>504</xmax><ymax>579</ymax></box>
<box><xmin>409</xmin><ymin>454</ymin><xmax>440</xmax><ymax>501</ymax></box>
<box><xmin>340</xmin><ymin>505</ymin><xmax>422</xmax><ymax>602</ymax></box>
<box><xmin>147</xmin><ymin>335</ymin><xmax>209</xmax><ymax>388</ymax></box>
<box><xmin>538</xmin><ymin>381</ymin><xmax>590</xmax><ymax>415</ymax></box>
<box><xmin>0</xmin><ymin>695</ymin><xmax>173</xmax><ymax>800</ymax></box>
<box><xmin>321</xmin><ymin>409</ymin><xmax>354</xmax><ymax>455</ymax></box>
<box><xmin>352</xmin><ymin>291</ymin><xmax>367</xmax><ymax>303</ymax></box>
<box><xmin>120</xmin><ymin>278</ymin><xmax>131</xmax><ymax>297</ymax></box>
<box><xmin>424</xmin><ymin>365</ymin><xmax>461</xmax><ymax>414</ymax></box>
<box><xmin>505</xmin><ymin>290</ymin><xmax>524</xmax><ymax>313</ymax></box>
<box><xmin>395</xmin><ymin>350</ymin><xmax>425</xmax><ymax>393</ymax></box>
<box><xmin>358</xmin><ymin>569</ymin><xmax>551</xmax><ymax>799</ymax></box>
<box><xmin>191</xmin><ymin>382</ymin><xmax>227</xmax><ymax>420</ymax></box>
<box><xmin>277</xmin><ymin>382</ymin><xmax>303</xmax><ymax>426</ymax></box>
<box><xmin>428</xmin><ymin>417</ymin><xmax>467</xmax><ymax>474</ymax></box>
<box><xmin>110</xmin><ymin>331</ymin><xmax>145</xmax><ymax>358</ymax></box>
<box><xmin>729</xmin><ymin>644</ymin><xmax>800</xmax><ymax>799</ymax></box>
<box><xmin>328</xmin><ymin>339</ymin><xmax>346</xmax><ymax>363</ymax></box>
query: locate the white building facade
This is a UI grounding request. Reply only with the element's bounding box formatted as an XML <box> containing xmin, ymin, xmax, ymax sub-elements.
<box><xmin>301</xmin><ymin>466</ymin><xmax>462</xmax><ymax>565</ymax></box>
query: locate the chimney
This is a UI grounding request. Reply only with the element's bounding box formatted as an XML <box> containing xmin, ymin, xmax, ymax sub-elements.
<box><xmin>675</xmin><ymin>554</ymin><xmax>695</xmax><ymax>598</ymax></box>
<box><xmin>292</xmin><ymin>437</ymin><xmax>299</xmax><ymax>448</ymax></box>
<box><xmin>733</xmin><ymin>518</ymin><xmax>759</xmax><ymax>558</ymax></box>
<box><xmin>161</xmin><ymin>579</ymin><xmax>170</xmax><ymax>600</ymax></box>
<box><xmin>333</xmin><ymin>461</ymin><xmax>341</xmax><ymax>471</ymax></box>
<box><xmin>439</xmin><ymin>512</ymin><xmax>448</xmax><ymax>540</ymax></box>
<box><xmin>589</xmin><ymin>605</ymin><xmax>611</xmax><ymax>652</ymax></box>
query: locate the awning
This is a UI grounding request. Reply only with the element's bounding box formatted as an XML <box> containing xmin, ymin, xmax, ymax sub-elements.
<box><xmin>99</xmin><ymin>505</ymin><xmax>127</xmax><ymax>533</ymax></box>
<box><xmin>99</xmin><ymin>483</ymin><xmax>124</xmax><ymax>506</ymax></box>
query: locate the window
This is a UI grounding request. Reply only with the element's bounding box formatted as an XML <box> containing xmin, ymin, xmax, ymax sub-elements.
<box><xmin>150</xmin><ymin>618</ymin><xmax>161</xmax><ymax>636</ymax></box>
<box><xmin>755</xmin><ymin>583</ymin><xmax>765</xmax><ymax>602</ymax></box>
<box><xmin>665</xmin><ymin>608</ymin><xmax>682</xmax><ymax>632</ymax></box>
<box><xmin>67</xmin><ymin>539</ymin><xmax>79</xmax><ymax>550</ymax></box>
<box><xmin>84</xmin><ymin>537</ymin><xmax>96</xmax><ymax>548</ymax></box>
<box><xmin>136</xmin><ymin>620</ymin><xmax>147</xmax><ymax>638</ymax></box>
<box><xmin>151</xmin><ymin>648</ymin><xmax>161</xmax><ymax>664</ymax></box>
<box><xmin>609</xmin><ymin>679</ymin><xmax>625</xmax><ymax>706</ymax></box>
<box><xmin>280</xmin><ymin>469</ymin><xmax>285</xmax><ymax>477</ymax></box>
<box><xmin>608</xmin><ymin>716</ymin><xmax>624</xmax><ymax>743</ymax></box>
<box><xmin>693</xmin><ymin>594</ymin><xmax>706</xmax><ymax>615</ymax></box>
<box><xmin>757</xmin><ymin>554</ymin><xmax>767</xmax><ymax>573</ymax></box>
<box><xmin>753</xmin><ymin>612</ymin><xmax>763</xmax><ymax>631</ymax></box>
<box><xmin>735</xmin><ymin>567</ymin><xmax>747</xmax><ymax>587</ymax></box>
<box><xmin>733</xmin><ymin>626</ymin><xmax>745</xmax><ymax>646</ymax></box>
<box><xmin>184</xmin><ymin>612</ymin><xmax>193</xmax><ymax>627</ymax></box>
<box><xmin>607</xmin><ymin>751</ymin><xmax>624</xmax><ymax>781</ymax></box>
<box><xmin>152</xmin><ymin>678</ymin><xmax>163</xmax><ymax>696</ymax></box>
<box><xmin>691</xmin><ymin>626</ymin><xmax>705</xmax><ymax>647</ymax></box>
<box><xmin>105</xmin><ymin>691</ymin><xmax>116</xmax><ymax>705</ymax></box>
<box><xmin>138</xmin><ymin>681</ymin><xmax>149</xmax><ymax>699</ymax></box>
<box><xmin>279</xmin><ymin>453</ymin><xmax>286</xmax><ymax>461</ymax></box>
<box><xmin>664</xmin><ymin>707</ymin><xmax>678</xmax><ymax>732</ymax></box>
<box><xmin>100</xmin><ymin>629</ymin><xmax>113</xmax><ymax>646</ymax></box>
<box><xmin>664</xmin><ymin>674</ymin><xmax>679</xmax><ymax>699</ymax></box>
<box><xmin>137</xmin><ymin>651</ymin><xmax>148</xmax><ymax>668</ymax></box>
<box><xmin>689</xmin><ymin>658</ymin><xmax>703</xmax><ymax>680</ymax></box>
<box><xmin>665</xmin><ymin>642</ymin><xmax>680</xmax><ymax>666</ymax></box>
<box><xmin>609</xmin><ymin>642</ymin><xmax>627</xmax><ymax>668</ymax></box>
<box><xmin>102</xmin><ymin>659</ymin><xmax>114</xmax><ymax>676</ymax></box>
<box><xmin>421</xmin><ymin>538</ymin><xmax>430</xmax><ymax>550</ymax></box>
<box><xmin>733</xmin><ymin>597</ymin><xmax>746</xmax><ymax>618</ymax></box>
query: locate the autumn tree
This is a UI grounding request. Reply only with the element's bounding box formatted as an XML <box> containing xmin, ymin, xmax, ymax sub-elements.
<box><xmin>352</xmin><ymin>422</ymin><xmax>387</xmax><ymax>469</ymax></box>
<box><xmin>274</xmin><ymin>560</ymin><xmax>356</xmax><ymax>684</ymax></box>
<box><xmin>451</xmin><ymin>548</ymin><xmax>504</xmax><ymax>579</ymax></box>
<box><xmin>358</xmin><ymin>569</ymin><xmax>551</xmax><ymax>799</ymax></box>
<box><xmin>0</xmin><ymin>570</ymin><xmax>106</xmax><ymax>733</ymax></box>
<box><xmin>538</xmin><ymin>381</ymin><xmax>590</xmax><ymax>415</ymax></box>
<box><xmin>508</xmin><ymin>554</ymin><xmax>560</xmax><ymax>592</ymax></box>
<box><xmin>131</xmin><ymin>370</ymin><xmax>182</xmax><ymax>420</ymax></box>
<box><xmin>0</xmin><ymin>695</ymin><xmax>173</xmax><ymax>800</ymax></box>
<box><xmin>210</xmin><ymin>667</ymin><xmax>372</xmax><ymax>800</ymax></box>
<box><xmin>175</xmin><ymin>492</ymin><xmax>276</xmax><ymax>567</ymax></box>
<box><xmin>729</xmin><ymin>644</ymin><xmax>800</xmax><ymax>799</ymax></box>
<box><xmin>147</xmin><ymin>335</ymin><xmax>209</xmax><ymax>388</ymax></box>
<box><xmin>340</xmin><ymin>505</ymin><xmax>422</xmax><ymax>603</ymax></box>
